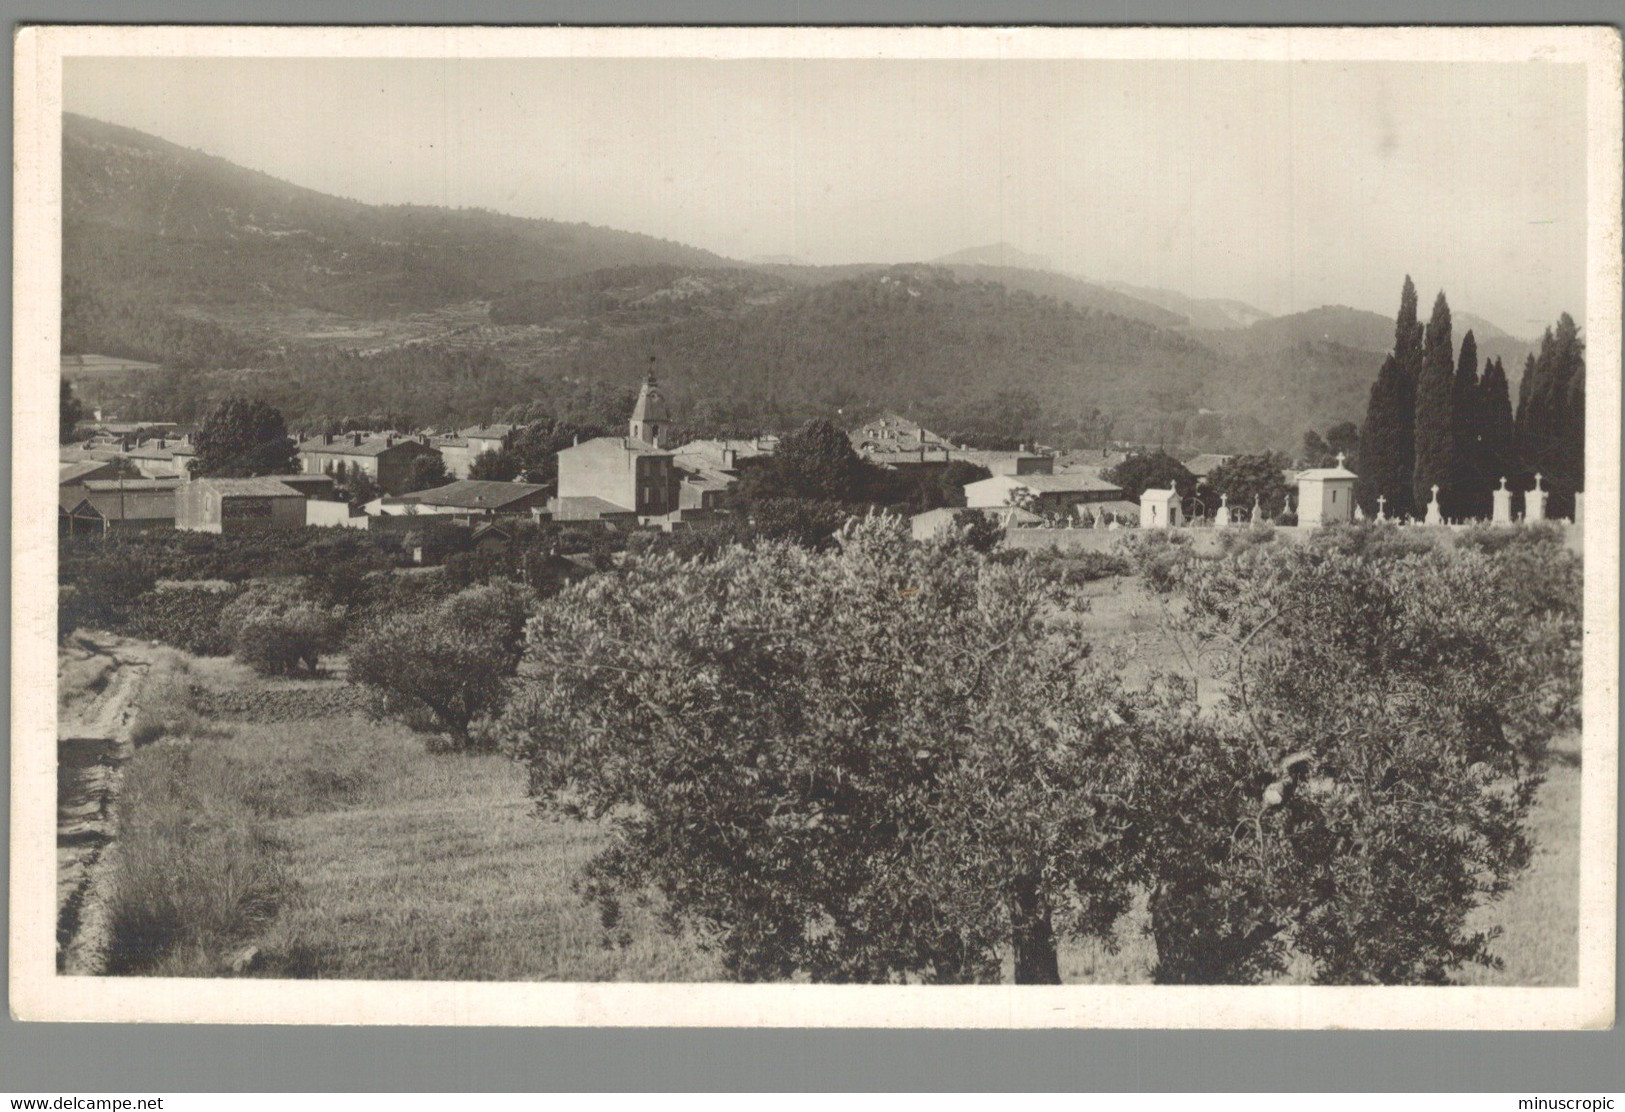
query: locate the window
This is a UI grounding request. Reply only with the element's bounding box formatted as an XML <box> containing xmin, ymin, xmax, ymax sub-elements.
<box><xmin>1332</xmin><ymin>490</ymin><xmax>1338</xmax><ymax>503</ymax></box>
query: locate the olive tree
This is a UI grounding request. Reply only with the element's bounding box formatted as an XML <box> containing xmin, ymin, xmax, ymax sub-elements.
<box><xmin>499</xmin><ymin>516</ymin><xmax>1144</xmax><ymax>983</ymax></box>
<box><xmin>1145</xmin><ymin>536</ymin><xmax>1576</xmax><ymax>983</ymax></box>
<box><xmin>349</xmin><ymin>579</ymin><xmax>534</xmax><ymax>747</ymax></box>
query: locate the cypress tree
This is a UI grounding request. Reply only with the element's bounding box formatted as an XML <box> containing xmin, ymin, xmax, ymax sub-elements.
<box><xmin>1448</xmin><ymin>330</ymin><xmax>1483</xmax><ymax>518</ymax></box>
<box><xmin>1394</xmin><ymin>275</ymin><xmax>1425</xmax><ymax>375</ymax></box>
<box><xmin>1514</xmin><ymin>349</ymin><xmax>1537</xmax><ymax>446</ymax></box>
<box><xmin>1477</xmin><ymin>356</ymin><xmax>1515</xmax><ymax>493</ymax></box>
<box><xmin>1518</xmin><ymin>314</ymin><xmax>1585</xmax><ymax>518</ymax></box>
<box><xmin>1356</xmin><ymin>276</ymin><xmax>1423</xmax><ymax>517</ymax></box>
<box><xmin>1357</xmin><ymin>355</ymin><xmax>1414</xmax><ymax>517</ymax></box>
<box><xmin>1412</xmin><ymin>291</ymin><xmax>1455</xmax><ymax>516</ymax></box>
<box><xmin>1561</xmin><ymin>360</ymin><xmax>1585</xmax><ymax>517</ymax></box>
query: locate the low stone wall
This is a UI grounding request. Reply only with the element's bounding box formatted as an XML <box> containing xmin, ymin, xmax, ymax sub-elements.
<box><xmin>1001</xmin><ymin>521</ymin><xmax>1582</xmax><ymax>556</ymax></box>
<box><xmin>190</xmin><ymin>682</ymin><xmax>368</xmax><ymax>723</ymax></box>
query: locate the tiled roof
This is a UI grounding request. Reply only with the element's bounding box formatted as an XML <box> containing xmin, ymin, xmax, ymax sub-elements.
<box><xmin>81</xmin><ymin>489</ymin><xmax>177</xmax><ymax>520</ymax></box>
<box><xmin>390</xmin><ymin>480</ymin><xmax>549</xmax><ymax>510</ymax></box>
<box><xmin>83</xmin><ymin>478</ymin><xmax>183</xmax><ymax>492</ymax></box>
<box><xmin>60</xmin><ymin>461</ymin><xmax>113</xmax><ymax>484</ymax></box>
<box><xmin>1009</xmin><ymin>474</ymin><xmax>1123</xmax><ymax>494</ymax></box>
<box><xmin>125</xmin><ymin>444</ymin><xmax>196</xmax><ymax>460</ymax></box>
<box><xmin>672</xmin><ymin>438</ymin><xmax>776</xmax><ymax>465</ymax></box>
<box><xmin>675</xmin><ymin>464</ymin><xmax>736</xmax><ymax>490</ymax></box>
<box><xmin>566</xmin><ymin>436</ymin><xmax>671</xmax><ymax>457</ymax></box>
<box><xmin>193</xmin><ymin>477</ymin><xmax>304</xmax><ymax>497</ymax></box>
<box><xmin>60</xmin><ymin>447</ymin><xmax>124</xmax><ymax>463</ymax></box>
<box><xmin>299</xmin><ymin>436</ymin><xmax>432</xmax><ymax>457</ymax></box>
<box><xmin>553</xmin><ymin>495</ymin><xmax>636</xmax><ymax>519</ymax></box>
<box><xmin>1295</xmin><ymin>465</ymin><xmax>1357</xmax><ymax>481</ymax></box>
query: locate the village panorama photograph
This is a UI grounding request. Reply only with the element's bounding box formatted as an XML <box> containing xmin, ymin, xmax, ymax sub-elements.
<box><xmin>24</xmin><ymin>29</ymin><xmax>1612</xmax><ymax>1020</ymax></box>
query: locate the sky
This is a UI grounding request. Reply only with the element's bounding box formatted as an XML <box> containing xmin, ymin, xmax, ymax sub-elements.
<box><xmin>64</xmin><ymin>56</ymin><xmax>1588</xmax><ymax>334</ymax></box>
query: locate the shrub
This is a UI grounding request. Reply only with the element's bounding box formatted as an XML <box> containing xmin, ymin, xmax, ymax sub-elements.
<box><xmin>348</xmin><ymin>579</ymin><xmax>535</xmax><ymax>747</ymax></box>
<box><xmin>1116</xmin><ymin>530</ymin><xmax>1195</xmax><ymax>593</ymax></box>
<box><xmin>1019</xmin><ymin>547</ymin><xmax>1130</xmax><ymax>586</ymax></box>
<box><xmin>221</xmin><ymin>580</ymin><xmax>342</xmax><ymax>676</ymax></box>
<box><xmin>124</xmin><ymin>583</ymin><xmax>243</xmax><ymax>656</ymax></box>
<box><xmin>1216</xmin><ymin>523</ymin><xmax>1278</xmax><ymax>556</ymax></box>
<box><xmin>1308</xmin><ymin>520</ymin><xmax>1437</xmax><ymax>561</ymax></box>
<box><xmin>57</xmin><ymin>553</ymin><xmax>156</xmax><ymax>633</ymax></box>
<box><xmin>1453</xmin><ymin>520</ymin><xmax>1568</xmax><ymax>556</ymax></box>
<box><xmin>954</xmin><ymin>511</ymin><xmax>1006</xmax><ymax>555</ymax></box>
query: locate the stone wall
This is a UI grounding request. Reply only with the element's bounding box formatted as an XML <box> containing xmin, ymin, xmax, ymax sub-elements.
<box><xmin>1000</xmin><ymin>522</ymin><xmax>1582</xmax><ymax>557</ymax></box>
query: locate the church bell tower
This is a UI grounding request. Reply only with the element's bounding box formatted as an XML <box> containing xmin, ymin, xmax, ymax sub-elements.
<box><xmin>628</xmin><ymin>373</ymin><xmax>670</xmax><ymax>447</ymax></box>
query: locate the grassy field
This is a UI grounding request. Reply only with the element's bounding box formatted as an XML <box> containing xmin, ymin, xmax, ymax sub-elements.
<box><xmin>103</xmin><ymin>654</ymin><xmax>719</xmax><ymax>980</ymax></box>
<box><xmin>94</xmin><ymin>578</ymin><xmax>1581</xmax><ymax>984</ymax></box>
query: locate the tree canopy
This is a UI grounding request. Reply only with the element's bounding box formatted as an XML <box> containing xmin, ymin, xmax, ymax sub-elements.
<box><xmin>190</xmin><ymin>397</ymin><xmax>299</xmax><ymax>477</ymax></box>
<box><xmin>500</xmin><ymin>518</ymin><xmax>1144</xmax><ymax>983</ymax></box>
<box><xmin>1302</xmin><ymin>421</ymin><xmax>1359</xmax><ymax>469</ymax></box>
<box><xmin>398</xmin><ymin>453</ymin><xmax>453</xmax><ymax>496</ymax></box>
<box><xmin>1205</xmin><ymin>452</ymin><xmax>1294</xmax><ymax>521</ymax></box>
<box><xmin>737</xmin><ymin>419</ymin><xmax>880</xmax><ymax>504</ymax></box>
<box><xmin>495</xmin><ymin>518</ymin><xmax>1576</xmax><ymax>985</ymax></box>
<box><xmin>61</xmin><ymin>379</ymin><xmax>86</xmax><ymax>443</ymax></box>
<box><xmin>1103</xmin><ymin>450</ymin><xmax>1196</xmax><ymax>504</ymax></box>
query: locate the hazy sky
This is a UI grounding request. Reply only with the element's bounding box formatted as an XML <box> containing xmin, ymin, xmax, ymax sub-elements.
<box><xmin>65</xmin><ymin>56</ymin><xmax>1587</xmax><ymax>333</ymax></box>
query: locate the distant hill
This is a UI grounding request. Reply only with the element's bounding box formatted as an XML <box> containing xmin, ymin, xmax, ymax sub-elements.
<box><xmin>1195</xmin><ymin>304</ymin><xmax>1535</xmax><ymax>442</ymax></box>
<box><xmin>934</xmin><ymin>242</ymin><xmax>1053</xmax><ymax>270</ymax></box>
<box><xmin>62</xmin><ymin>112</ymin><xmax>729</xmax><ymax>347</ymax></box>
<box><xmin>1104</xmin><ymin>282</ymin><xmax>1273</xmax><ymax>331</ymax></box>
<box><xmin>60</xmin><ymin>114</ymin><xmax>1537</xmax><ymax>450</ymax></box>
<box><xmin>930</xmin><ymin>266</ymin><xmax>1188</xmax><ymax>329</ymax></box>
<box><xmin>1196</xmin><ymin>305</ymin><xmax>1395</xmax><ymax>355</ymax></box>
<box><xmin>507</xmin><ymin>264</ymin><xmax>1226</xmax><ymax>435</ymax></box>
<box><xmin>1199</xmin><ymin>305</ymin><xmax>1532</xmax><ymax>378</ymax></box>
<box><xmin>490</xmin><ymin>264</ymin><xmax>796</xmax><ymax>326</ymax></box>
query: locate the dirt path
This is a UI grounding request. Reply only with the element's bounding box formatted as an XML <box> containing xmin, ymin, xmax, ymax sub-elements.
<box><xmin>56</xmin><ymin>633</ymin><xmax>155</xmax><ymax>974</ymax></box>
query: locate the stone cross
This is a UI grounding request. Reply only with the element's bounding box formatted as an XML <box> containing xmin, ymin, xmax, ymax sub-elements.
<box><xmin>1335</xmin><ymin>451</ymin><xmax>1346</xmax><ymax>468</ymax></box>
<box><xmin>1534</xmin><ymin>472</ymin><xmax>1544</xmax><ymax>490</ymax></box>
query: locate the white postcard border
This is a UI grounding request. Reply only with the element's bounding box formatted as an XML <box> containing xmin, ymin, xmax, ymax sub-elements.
<box><xmin>11</xmin><ymin>23</ymin><xmax>1619</xmax><ymax>1029</ymax></box>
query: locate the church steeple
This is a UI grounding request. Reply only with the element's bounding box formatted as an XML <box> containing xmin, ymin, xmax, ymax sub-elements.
<box><xmin>629</xmin><ymin>369</ymin><xmax>670</xmax><ymax>447</ymax></box>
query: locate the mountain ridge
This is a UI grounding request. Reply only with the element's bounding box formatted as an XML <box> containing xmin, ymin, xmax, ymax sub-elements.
<box><xmin>60</xmin><ymin>113</ymin><xmax>1538</xmax><ymax>452</ymax></box>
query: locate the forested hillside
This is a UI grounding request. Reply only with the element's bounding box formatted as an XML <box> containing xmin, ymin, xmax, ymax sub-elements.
<box><xmin>62</xmin><ymin>114</ymin><xmax>1537</xmax><ymax>451</ymax></box>
<box><xmin>62</xmin><ymin>112</ymin><xmax>726</xmax><ymax>359</ymax></box>
<box><xmin>533</xmin><ymin>266</ymin><xmax>1228</xmax><ymax>438</ymax></box>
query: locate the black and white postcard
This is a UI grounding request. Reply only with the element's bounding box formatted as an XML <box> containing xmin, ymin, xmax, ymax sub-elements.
<box><xmin>10</xmin><ymin>24</ymin><xmax>1619</xmax><ymax>1028</ymax></box>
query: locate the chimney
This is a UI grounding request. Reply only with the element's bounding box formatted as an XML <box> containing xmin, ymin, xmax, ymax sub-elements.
<box><xmin>352</xmin><ymin>432</ymin><xmax>363</xmax><ymax>447</ymax></box>
<box><xmin>386</xmin><ymin>434</ymin><xmax>396</xmax><ymax>447</ymax></box>
<box><xmin>722</xmin><ymin>448</ymin><xmax>737</xmax><ymax>469</ymax></box>
<box><xmin>323</xmin><ymin>433</ymin><xmax>333</xmax><ymax>446</ymax></box>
